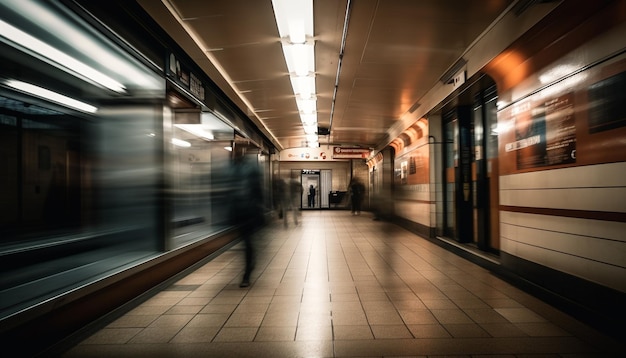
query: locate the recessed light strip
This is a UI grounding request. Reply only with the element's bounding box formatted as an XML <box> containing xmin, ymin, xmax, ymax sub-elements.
<box><xmin>0</xmin><ymin>20</ymin><xmax>126</xmax><ymax>93</ymax></box>
<box><xmin>4</xmin><ymin>79</ymin><xmax>98</xmax><ymax>113</ymax></box>
<box><xmin>271</xmin><ymin>0</ymin><xmax>318</xmax><ymax>148</ymax></box>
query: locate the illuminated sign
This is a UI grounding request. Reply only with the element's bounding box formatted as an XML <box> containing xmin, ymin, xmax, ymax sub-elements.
<box><xmin>332</xmin><ymin>147</ymin><xmax>370</xmax><ymax>159</ymax></box>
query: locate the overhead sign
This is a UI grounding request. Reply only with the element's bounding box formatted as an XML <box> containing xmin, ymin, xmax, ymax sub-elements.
<box><xmin>280</xmin><ymin>148</ymin><xmax>331</xmax><ymax>161</ymax></box>
<box><xmin>332</xmin><ymin>147</ymin><xmax>370</xmax><ymax>159</ymax></box>
<box><xmin>167</xmin><ymin>52</ymin><xmax>206</xmax><ymax>102</ymax></box>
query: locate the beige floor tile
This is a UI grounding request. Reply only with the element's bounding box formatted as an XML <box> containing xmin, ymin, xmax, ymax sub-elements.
<box><xmin>421</xmin><ymin>298</ymin><xmax>457</xmax><ymax>309</ymax></box>
<box><xmin>370</xmin><ymin>324</ymin><xmax>413</xmax><ymax>339</ymax></box>
<box><xmin>80</xmin><ymin>327</ymin><xmax>141</xmax><ymax>344</ymax></box>
<box><xmin>213</xmin><ymin>327</ymin><xmax>258</xmax><ymax>342</ymax></box>
<box><xmin>147</xmin><ymin>314</ymin><xmax>194</xmax><ymax>329</ymax></box>
<box><xmin>176</xmin><ymin>296</ymin><xmax>213</xmax><ymax>306</ymax></box>
<box><xmin>443</xmin><ymin>323</ymin><xmax>491</xmax><ymax>338</ymax></box>
<box><xmin>170</xmin><ymin>326</ymin><xmax>220</xmax><ymax>343</ymax></box>
<box><xmin>391</xmin><ymin>299</ymin><xmax>427</xmax><ymax>310</ymax></box>
<box><xmin>165</xmin><ymin>305</ymin><xmax>204</xmax><ymax>315</ymax></box>
<box><xmin>254</xmin><ymin>326</ymin><xmax>297</xmax><ymax>341</ymax></box>
<box><xmin>199</xmin><ymin>304</ymin><xmax>237</xmax><ymax>314</ymax></box>
<box><xmin>331</xmin><ymin>310</ymin><xmax>368</xmax><ymax>325</ymax></box>
<box><xmin>295</xmin><ymin>325</ymin><xmax>333</xmax><ymax>341</ymax></box>
<box><xmin>397</xmin><ymin>309</ymin><xmax>439</xmax><ymax>325</ymax></box>
<box><xmin>186</xmin><ymin>313</ymin><xmax>230</xmax><ymax>327</ymax></box>
<box><xmin>127</xmin><ymin>327</ymin><xmax>181</xmax><ymax>343</ymax></box>
<box><xmin>333</xmin><ymin>325</ymin><xmax>374</xmax><ymax>340</ymax></box>
<box><xmin>406</xmin><ymin>324</ymin><xmax>451</xmax><ymax>338</ymax></box>
<box><xmin>365</xmin><ymin>310</ymin><xmax>404</xmax><ymax>325</ymax></box>
<box><xmin>463</xmin><ymin>308</ymin><xmax>509</xmax><ymax>323</ymax></box>
<box><xmin>261</xmin><ymin>311</ymin><xmax>300</xmax><ymax>326</ymax></box>
<box><xmin>430</xmin><ymin>309</ymin><xmax>474</xmax><ymax>324</ymax></box>
<box><xmin>479</xmin><ymin>322</ymin><xmax>528</xmax><ymax>337</ymax></box>
<box><xmin>495</xmin><ymin>308</ymin><xmax>547</xmax><ymax>323</ymax></box>
<box><xmin>224</xmin><ymin>312</ymin><xmax>265</xmax><ymax>327</ymax></box>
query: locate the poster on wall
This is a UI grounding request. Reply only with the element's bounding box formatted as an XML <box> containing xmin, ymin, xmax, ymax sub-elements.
<box><xmin>394</xmin><ymin>147</ymin><xmax>429</xmax><ymax>186</ymax></box>
<box><xmin>504</xmin><ymin>93</ymin><xmax>576</xmax><ymax>169</ymax></box>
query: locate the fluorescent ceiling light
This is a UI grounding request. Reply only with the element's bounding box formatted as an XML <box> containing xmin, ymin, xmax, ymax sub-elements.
<box><xmin>0</xmin><ymin>19</ymin><xmax>126</xmax><ymax>93</ymax></box>
<box><xmin>4</xmin><ymin>79</ymin><xmax>97</xmax><ymax>113</ymax></box>
<box><xmin>288</xmin><ymin>19</ymin><xmax>306</xmax><ymax>44</ymax></box>
<box><xmin>174</xmin><ymin>124</ymin><xmax>215</xmax><ymax>140</ymax></box>
<box><xmin>300</xmin><ymin>114</ymin><xmax>317</xmax><ymax>126</ymax></box>
<box><xmin>272</xmin><ymin>0</ymin><xmax>313</xmax><ymax>40</ymax></box>
<box><xmin>303</xmin><ymin>124</ymin><xmax>317</xmax><ymax>134</ymax></box>
<box><xmin>296</xmin><ymin>98</ymin><xmax>316</xmax><ymax>113</ymax></box>
<box><xmin>291</xmin><ymin>76</ymin><xmax>315</xmax><ymax>99</ymax></box>
<box><xmin>171</xmin><ymin>138</ymin><xmax>191</xmax><ymax>148</ymax></box>
<box><xmin>272</xmin><ymin>0</ymin><xmax>317</xmax><ymax>144</ymax></box>
<box><xmin>284</xmin><ymin>44</ymin><xmax>313</xmax><ymax>76</ymax></box>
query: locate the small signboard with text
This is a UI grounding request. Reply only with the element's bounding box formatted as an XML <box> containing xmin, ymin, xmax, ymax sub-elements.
<box><xmin>332</xmin><ymin>147</ymin><xmax>371</xmax><ymax>159</ymax></box>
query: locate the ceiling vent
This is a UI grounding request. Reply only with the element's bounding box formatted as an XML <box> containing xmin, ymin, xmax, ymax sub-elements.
<box><xmin>317</xmin><ymin>126</ymin><xmax>330</xmax><ymax>135</ymax></box>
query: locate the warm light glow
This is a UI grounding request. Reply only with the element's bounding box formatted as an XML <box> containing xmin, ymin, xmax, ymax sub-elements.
<box><xmin>291</xmin><ymin>76</ymin><xmax>315</xmax><ymax>99</ymax></box>
<box><xmin>171</xmin><ymin>138</ymin><xmax>191</xmax><ymax>148</ymax></box>
<box><xmin>4</xmin><ymin>79</ymin><xmax>97</xmax><ymax>113</ymax></box>
<box><xmin>288</xmin><ymin>19</ymin><xmax>306</xmax><ymax>44</ymax></box>
<box><xmin>300</xmin><ymin>114</ymin><xmax>317</xmax><ymax>126</ymax></box>
<box><xmin>174</xmin><ymin>124</ymin><xmax>215</xmax><ymax>140</ymax></box>
<box><xmin>297</xmin><ymin>98</ymin><xmax>316</xmax><ymax>114</ymax></box>
<box><xmin>303</xmin><ymin>124</ymin><xmax>317</xmax><ymax>134</ymax></box>
<box><xmin>0</xmin><ymin>20</ymin><xmax>126</xmax><ymax>93</ymax></box>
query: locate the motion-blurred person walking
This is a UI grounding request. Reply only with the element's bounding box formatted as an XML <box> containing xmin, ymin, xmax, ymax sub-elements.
<box><xmin>229</xmin><ymin>148</ymin><xmax>264</xmax><ymax>287</ymax></box>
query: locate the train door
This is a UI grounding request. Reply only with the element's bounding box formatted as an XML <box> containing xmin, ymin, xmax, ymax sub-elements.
<box><xmin>443</xmin><ymin>86</ymin><xmax>500</xmax><ymax>251</ymax></box>
<box><xmin>472</xmin><ymin>87</ymin><xmax>500</xmax><ymax>251</ymax></box>
<box><xmin>443</xmin><ymin>107</ymin><xmax>472</xmax><ymax>242</ymax></box>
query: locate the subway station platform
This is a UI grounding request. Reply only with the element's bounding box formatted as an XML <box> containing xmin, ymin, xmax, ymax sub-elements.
<box><xmin>62</xmin><ymin>211</ymin><xmax>625</xmax><ymax>357</ymax></box>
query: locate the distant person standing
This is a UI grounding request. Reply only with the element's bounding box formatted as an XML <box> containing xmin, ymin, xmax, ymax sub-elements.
<box><xmin>308</xmin><ymin>184</ymin><xmax>316</xmax><ymax>208</ymax></box>
<box><xmin>349</xmin><ymin>178</ymin><xmax>365</xmax><ymax>215</ymax></box>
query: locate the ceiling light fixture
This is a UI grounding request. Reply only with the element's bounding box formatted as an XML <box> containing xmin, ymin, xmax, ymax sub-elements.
<box><xmin>171</xmin><ymin>138</ymin><xmax>191</xmax><ymax>148</ymax></box>
<box><xmin>4</xmin><ymin>79</ymin><xmax>98</xmax><ymax>113</ymax></box>
<box><xmin>0</xmin><ymin>19</ymin><xmax>126</xmax><ymax>93</ymax></box>
<box><xmin>271</xmin><ymin>0</ymin><xmax>317</xmax><ymax>148</ymax></box>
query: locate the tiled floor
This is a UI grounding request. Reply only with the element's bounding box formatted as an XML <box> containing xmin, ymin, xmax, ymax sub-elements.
<box><xmin>63</xmin><ymin>211</ymin><xmax>626</xmax><ymax>357</ymax></box>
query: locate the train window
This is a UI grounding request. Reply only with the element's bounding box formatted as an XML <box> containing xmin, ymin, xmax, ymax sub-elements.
<box><xmin>588</xmin><ymin>71</ymin><xmax>626</xmax><ymax>133</ymax></box>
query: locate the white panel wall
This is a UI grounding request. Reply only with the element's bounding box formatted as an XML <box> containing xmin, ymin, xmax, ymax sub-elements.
<box><xmin>500</xmin><ymin>162</ymin><xmax>626</xmax><ymax>292</ymax></box>
<box><xmin>395</xmin><ymin>183</ymin><xmax>431</xmax><ymax>227</ymax></box>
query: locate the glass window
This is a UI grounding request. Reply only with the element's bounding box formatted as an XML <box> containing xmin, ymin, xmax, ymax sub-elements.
<box><xmin>0</xmin><ymin>0</ymin><xmax>164</xmax><ymax>320</ymax></box>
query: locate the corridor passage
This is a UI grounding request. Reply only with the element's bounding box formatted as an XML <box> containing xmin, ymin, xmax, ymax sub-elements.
<box><xmin>63</xmin><ymin>211</ymin><xmax>625</xmax><ymax>357</ymax></box>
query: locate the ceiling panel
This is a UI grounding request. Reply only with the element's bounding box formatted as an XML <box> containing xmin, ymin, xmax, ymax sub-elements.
<box><xmin>138</xmin><ymin>0</ymin><xmax>515</xmax><ymax>150</ymax></box>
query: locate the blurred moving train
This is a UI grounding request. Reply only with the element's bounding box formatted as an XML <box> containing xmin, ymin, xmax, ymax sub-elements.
<box><xmin>0</xmin><ymin>0</ymin><xmax>624</xmax><ymax>355</ymax></box>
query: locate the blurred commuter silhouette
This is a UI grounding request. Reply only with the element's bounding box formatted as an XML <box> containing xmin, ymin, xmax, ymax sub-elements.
<box><xmin>349</xmin><ymin>178</ymin><xmax>365</xmax><ymax>215</ymax></box>
<box><xmin>229</xmin><ymin>147</ymin><xmax>264</xmax><ymax>287</ymax></box>
<box><xmin>273</xmin><ymin>177</ymin><xmax>287</xmax><ymax>219</ymax></box>
<box><xmin>285</xmin><ymin>175</ymin><xmax>302</xmax><ymax>227</ymax></box>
